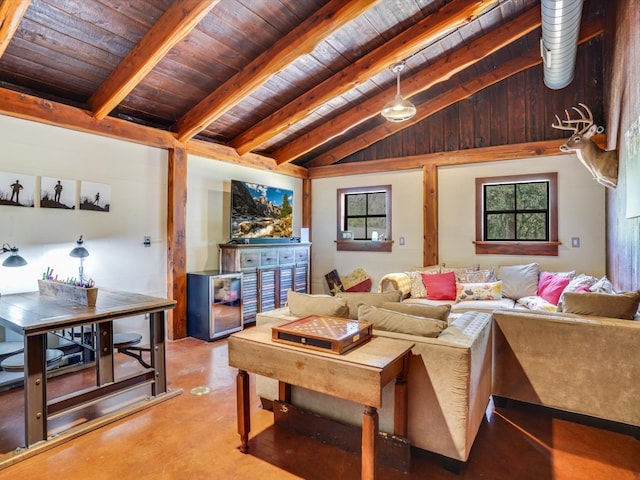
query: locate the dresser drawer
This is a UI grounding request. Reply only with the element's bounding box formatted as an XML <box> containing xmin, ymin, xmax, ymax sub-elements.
<box><xmin>278</xmin><ymin>248</ymin><xmax>295</xmax><ymax>265</ymax></box>
<box><xmin>260</xmin><ymin>249</ymin><xmax>278</xmax><ymax>267</ymax></box>
<box><xmin>295</xmin><ymin>248</ymin><xmax>309</xmax><ymax>263</ymax></box>
<box><xmin>240</xmin><ymin>251</ymin><xmax>260</xmax><ymax>269</ymax></box>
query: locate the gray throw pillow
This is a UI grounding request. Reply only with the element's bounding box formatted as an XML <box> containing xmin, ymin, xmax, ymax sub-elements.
<box><xmin>378</xmin><ymin>301</ymin><xmax>451</xmax><ymax>321</ymax></box>
<box><xmin>498</xmin><ymin>263</ymin><xmax>539</xmax><ymax>300</ymax></box>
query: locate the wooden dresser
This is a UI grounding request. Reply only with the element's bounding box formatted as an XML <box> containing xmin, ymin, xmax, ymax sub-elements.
<box><xmin>219</xmin><ymin>242</ymin><xmax>311</xmax><ymax>324</ymax></box>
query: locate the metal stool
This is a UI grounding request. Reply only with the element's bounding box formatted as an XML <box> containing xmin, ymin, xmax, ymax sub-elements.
<box><xmin>0</xmin><ymin>348</ymin><xmax>64</xmax><ymax>372</ymax></box>
<box><xmin>0</xmin><ymin>341</ymin><xmax>24</xmax><ymax>363</ymax></box>
<box><xmin>113</xmin><ymin>333</ymin><xmax>150</xmax><ymax>368</ymax></box>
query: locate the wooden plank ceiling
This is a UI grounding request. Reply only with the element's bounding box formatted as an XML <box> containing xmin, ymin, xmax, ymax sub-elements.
<box><xmin>0</xmin><ymin>0</ymin><xmax>605</xmax><ymax>173</ymax></box>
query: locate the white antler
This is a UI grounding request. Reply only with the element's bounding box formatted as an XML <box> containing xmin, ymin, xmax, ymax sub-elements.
<box><xmin>551</xmin><ymin>103</ymin><xmax>594</xmax><ymax>135</ymax></box>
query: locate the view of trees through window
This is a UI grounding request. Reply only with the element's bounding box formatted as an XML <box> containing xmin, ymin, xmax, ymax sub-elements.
<box><xmin>484</xmin><ymin>181</ymin><xmax>549</xmax><ymax>241</ymax></box>
<box><xmin>345</xmin><ymin>191</ymin><xmax>387</xmax><ymax>240</ymax></box>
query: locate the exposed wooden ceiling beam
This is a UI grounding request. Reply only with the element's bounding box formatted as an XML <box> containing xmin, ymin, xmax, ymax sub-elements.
<box><xmin>307</xmin><ymin>16</ymin><xmax>604</xmax><ymax>167</ymax></box>
<box><xmin>306</xmin><ymin>139</ymin><xmax>570</xmax><ymax>179</ymax></box>
<box><xmin>88</xmin><ymin>0</ymin><xmax>219</xmax><ymax>120</ymax></box>
<box><xmin>273</xmin><ymin>5</ymin><xmax>542</xmax><ymax>167</ymax></box>
<box><xmin>172</xmin><ymin>0</ymin><xmax>380</xmax><ymax>143</ymax></box>
<box><xmin>0</xmin><ymin>85</ymin><xmax>305</xmax><ymax>178</ymax></box>
<box><xmin>0</xmin><ymin>0</ymin><xmax>31</xmax><ymax>58</ymax></box>
<box><xmin>230</xmin><ymin>0</ymin><xmax>499</xmax><ymax>156</ymax></box>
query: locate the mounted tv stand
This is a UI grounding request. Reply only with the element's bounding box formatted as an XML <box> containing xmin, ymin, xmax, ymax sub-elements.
<box><xmin>219</xmin><ymin>242</ymin><xmax>311</xmax><ymax>324</ymax></box>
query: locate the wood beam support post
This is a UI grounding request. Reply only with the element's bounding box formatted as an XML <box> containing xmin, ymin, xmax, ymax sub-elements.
<box><xmin>167</xmin><ymin>147</ymin><xmax>188</xmax><ymax>340</ymax></box>
<box><xmin>423</xmin><ymin>164</ymin><xmax>438</xmax><ymax>267</ymax></box>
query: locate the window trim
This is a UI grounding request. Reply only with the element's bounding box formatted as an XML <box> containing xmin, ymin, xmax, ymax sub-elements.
<box><xmin>336</xmin><ymin>185</ymin><xmax>392</xmax><ymax>252</ymax></box>
<box><xmin>475</xmin><ymin>172</ymin><xmax>559</xmax><ymax>256</ymax></box>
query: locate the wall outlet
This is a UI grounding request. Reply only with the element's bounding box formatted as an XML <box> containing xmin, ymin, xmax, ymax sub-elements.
<box><xmin>143</xmin><ymin>236</ymin><xmax>151</xmax><ymax>247</ymax></box>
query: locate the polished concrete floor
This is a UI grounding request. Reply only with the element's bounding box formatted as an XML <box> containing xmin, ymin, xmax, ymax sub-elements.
<box><xmin>0</xmin><ymin>335</ymin><xmax>638</xmax><ymax>480</ymax></box>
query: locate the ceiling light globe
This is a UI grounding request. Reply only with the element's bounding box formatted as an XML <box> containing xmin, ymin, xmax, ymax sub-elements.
<box><xmin>381</xmin><ymin>95</ymin><xmax>416</xmax><ymax>122</ymax></box>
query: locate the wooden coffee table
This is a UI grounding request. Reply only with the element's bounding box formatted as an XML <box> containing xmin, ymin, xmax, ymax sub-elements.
<box><xmin>228</xmin><ymin>323</ymin><xmax>413</xmax><ymax>480</ymax></box>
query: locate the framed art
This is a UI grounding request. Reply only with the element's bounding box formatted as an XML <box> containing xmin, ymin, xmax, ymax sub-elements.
<box><xmin>41</xmin><ymin>176</ymin><xmax>76</xmax><ymax>210</ymax></box>
<box><xmin>0</xmin><ymin>171</ymin><xmax>35</xmax><ymax>208</ymax></box>
<box><xmin>80</xmin><ymin>181</ymin><xmax>110</xmax><ymax>212</ymax></box>
<box><xmin>624</xmin><ymin>115</ymin><xmax>640</xmax><ymax>218</ymax></box>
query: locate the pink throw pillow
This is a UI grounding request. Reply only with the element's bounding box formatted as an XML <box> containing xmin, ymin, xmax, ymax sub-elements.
<box><xmin>537</xmin><ymin>272</ymin><xmax>571</xmax><ymax>305</ymax></box>
<box><xmin>422</xmin><ymin>271</ymin><xmax>457</xmax><ymax>300</ymax></box>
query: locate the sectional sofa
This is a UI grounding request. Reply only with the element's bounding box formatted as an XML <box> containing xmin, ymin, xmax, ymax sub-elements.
<box><xmin>248</xmin><ymin>269</ymin><xmax>640</xmax><ymax>471</ymax></box>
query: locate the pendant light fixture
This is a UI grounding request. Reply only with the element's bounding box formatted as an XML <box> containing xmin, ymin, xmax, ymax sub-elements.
<box><xmin>381</xmin><ymin>63</ymin><xmax>416</xmax><ymax>122</ymax></box>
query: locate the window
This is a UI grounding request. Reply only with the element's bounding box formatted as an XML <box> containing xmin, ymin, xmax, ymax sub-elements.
<box><xmin>337</xmin><ymin>185</ymin><xmax>392</xmax><ymax>252</ymax></box>
<box><xmin>475</xmin><ymin>173</ymin><xmax>559</xmax><ymax>256</ymax></box>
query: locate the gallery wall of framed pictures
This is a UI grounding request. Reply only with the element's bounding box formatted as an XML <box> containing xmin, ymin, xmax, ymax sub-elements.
<box><xmin>0</xmin><ymin>171</ymin><xmax>110</xmax><ymax>212</ymax></box>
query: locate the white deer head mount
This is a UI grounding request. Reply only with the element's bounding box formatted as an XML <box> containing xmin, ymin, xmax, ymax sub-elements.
<box><xmin>551</xmin><ymin>103</ymin><xmax>619</xmax><ymax>189</ymax></box>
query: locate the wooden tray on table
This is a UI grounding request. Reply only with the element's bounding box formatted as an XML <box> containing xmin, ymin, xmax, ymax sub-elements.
<box><xmin>272</xmin><ymin>315</ymin><xmax>372</xmax><ymax>354</ymax></box>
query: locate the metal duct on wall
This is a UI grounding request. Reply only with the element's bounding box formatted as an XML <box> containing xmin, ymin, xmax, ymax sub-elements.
<box><xmin>540</xmin><ymin>0</ymin><xmax>584</xmax><ymax>90</ymax></box>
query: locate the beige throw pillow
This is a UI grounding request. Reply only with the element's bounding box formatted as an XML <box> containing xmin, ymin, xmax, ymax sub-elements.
<box><xmin>357</xmin><ymin>304</ymin><xmax>447</xmax><ymax>338</ymax></box>
<box><xmin>562</xmin><ymin>291</ymin><xmax>640</xmax><ymax>320</ymax></box>
<box><xmin>378</xmin><ymin>301</ymin><xmax>451</xmax><ymax>321</ymax></box>
<box><xmin>336</xmin><ymin>291</ymin><xmax>402</xmax><ymax>319</ymax></box>
<box><xmin>287</xmin><ymin>290</ymin><xmax>349</xmax><ymax>318</ymax></box>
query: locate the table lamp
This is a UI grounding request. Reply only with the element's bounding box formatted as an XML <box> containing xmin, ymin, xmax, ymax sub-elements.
<box><xmin>1</xmin><ymin>243</ymin><xmax>27</xmax><ymax>267</ymax></box>
<box><xmin>69</xmin><ymin>235</ymin><xmax>90</xmax><ymax>285</ymax></box>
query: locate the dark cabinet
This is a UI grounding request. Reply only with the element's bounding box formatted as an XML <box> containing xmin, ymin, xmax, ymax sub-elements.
<box><xmin>219</xmin><ymin>243</ymin><xmax>311</xmax><ymax>324</ymax></box>
<box><xmin>187</xmin><ymin>271</ymin><xmax>243</xmax><ymax>341</ymax></box>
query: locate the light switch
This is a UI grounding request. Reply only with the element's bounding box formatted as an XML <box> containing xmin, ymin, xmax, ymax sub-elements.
<box><xmin>399</xmin><ymin>237</ymin><xmax>405</xmax><ymax>245</ymax></box>
<box><xmin>571</xmin><ymin>237</ymin><xmax>580</xmax><ymax>248</ymax></box>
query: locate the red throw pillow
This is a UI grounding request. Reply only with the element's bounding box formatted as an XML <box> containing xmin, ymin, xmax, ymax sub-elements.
<box><xmin>537</xmin><ymin>272</ymin><xmax>572</xmax><ymax>305</ymax></box>
<box><xmin>422</xmin><ymin>271</ymin><xmax>457</xmax><ymax>300</ymax></box>
<box><xmin>345</xmin><ymin>278</ymin><xmax>372</xmax><ymax>292</ymax></box>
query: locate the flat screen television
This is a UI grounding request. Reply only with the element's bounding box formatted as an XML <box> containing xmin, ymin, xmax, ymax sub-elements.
<box><xmin>230</xmin><ymin>180</ymin><xmax>293</xmax><ymax>240</ymax></box>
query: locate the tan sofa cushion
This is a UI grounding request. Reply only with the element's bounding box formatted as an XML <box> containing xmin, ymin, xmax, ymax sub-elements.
<box><xmin>358</xmin><ymin>304</ymin><xmax>447</xmax><ymax>337</ymax></box>
<box><xmin>561</xmin><ymin>290</ymin><xmax>640</xmax><ymax>319</ymax></box>
<box><xmin>378</xmin><ymin>301</ymin><xmax>451</xmax><ymax>321</ymax></box>
<box><xmin>335</xmin><ymin>290</ymin><xmax>402</xmax><ymax>319</ymax></box>
<box><xmin>287</xmin><ymin>290</ymin><xmax>349</xmax><ymax>318</ymax></box>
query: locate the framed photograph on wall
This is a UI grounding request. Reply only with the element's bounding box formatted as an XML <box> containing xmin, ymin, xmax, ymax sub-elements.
<box><xmin>0</xmin><ymin>171</ymin><xmax>35</xmax><ymax>208</ymax></box>
<box><xmin>41</xmin><ymin>176</ymin><xmax>76</xmax><ymax>210</ymax></box>
<box><xmin>80</xmin><ymin>181</ymin><xmax>110</xmax><ymax>212</ymax></box>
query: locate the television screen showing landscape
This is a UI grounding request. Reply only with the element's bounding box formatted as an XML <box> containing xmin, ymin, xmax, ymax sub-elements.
<box><xmin>231</xmin><ymin>180</ymin><xmax>293</xmax><ymax>239</ymax></box>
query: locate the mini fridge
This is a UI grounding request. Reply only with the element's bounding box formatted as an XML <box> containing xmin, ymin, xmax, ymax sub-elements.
<box><xmin>187</xmin><ymin>271</ymin><xmax>243</xmax><ymax>341</ymax></box>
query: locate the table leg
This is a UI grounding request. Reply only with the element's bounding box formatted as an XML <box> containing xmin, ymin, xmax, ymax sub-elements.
<box><xmin>394</xmin><ymin>353</ymin><xmax>410</xmax><ymax>437</ymax></box>
<box><xmin>237</xmin><ymin>369</ymin><xmax>250</xmax><ymax>453</ymax></box>
<box><xmin>96</xmin><ymin>321</ymin><xmax>114</xmax><ymax>386</ymax></box>
<box><xmin>362</xmin><ymin>405</ymin><xmax>378</xmax><ymax>480</ymax></box>
<box><xmin>150</xmin><ymin>311</ymin><xmax>167</xmax><ymax>395</ymax></box>
<box><xmin>24</xmin><ymin>334</ymin><xmax>47</xmax><ymax>447</ymax></box>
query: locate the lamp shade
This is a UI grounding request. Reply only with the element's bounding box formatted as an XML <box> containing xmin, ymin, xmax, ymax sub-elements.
<box><xmin>381</xmin><ymin>62</ymin><xmax>416</xmax><ymax>122</ymax></box>
<box><xmin>1</xmin><ymin>244</ymin><xmax>27</xmax><ymax>267</ymax></box>
<box><xmin>381</xmin><ymin>94</ymin><xmax>417</xmax><ymax>122</ymax></box>
<box><xmin>69</xmin><ymin>236</ymin><xmax>90</xmax><ymax>258</ymax></box>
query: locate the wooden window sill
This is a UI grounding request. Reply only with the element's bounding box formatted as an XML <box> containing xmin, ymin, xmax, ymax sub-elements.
<box><xmin>336</xmin><ymin>240</ymin><xmax>393</xmax><ymax>252</ymax></box>
<box><xmin>473</xmin><ymin>241</ymin><xmax>561</xmax><ymax>256</ymax></box>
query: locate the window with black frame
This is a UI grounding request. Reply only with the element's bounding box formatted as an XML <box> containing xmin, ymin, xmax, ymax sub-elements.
<box><xmin>337</xmin><ymin>185</ymin><xmax>392</xmax><ymax>252</ymax></box>
<box><xmin>475</xmin><ymin>173</ymin><xmax>559</xmax><ymax>256</ymax></box>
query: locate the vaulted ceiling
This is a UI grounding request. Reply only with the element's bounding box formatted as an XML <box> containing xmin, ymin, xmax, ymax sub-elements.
<box><xmin>0</xmin><ymin>0</ymin><xmax>605</xmax><ymax>174</ymax></box>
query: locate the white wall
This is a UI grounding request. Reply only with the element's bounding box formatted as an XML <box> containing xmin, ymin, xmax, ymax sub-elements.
<box><xmin>311</xmin><ymin>155</ymin><xmax>606</xmax><ymax>293</ymax></box>
<box><xmin>438</xmin><ymin>155</ymin><xmax>606</xmax><ymax>276</ymax></box>
<box><xmin>186</xmin><ymin>155</ymin><xmax>303</xmax><ymax>272</ymax></box>
<box><xmin>0</xmin><ymin>115</ymin><xmax>168</xmax><ymax>339</ymax></box>
<box><xmin>312</xmin><ymin>171</ymin><xmax>425</xmax><ymax>293</ymax></box>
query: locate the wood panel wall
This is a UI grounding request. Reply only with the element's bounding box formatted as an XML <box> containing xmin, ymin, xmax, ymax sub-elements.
<box><xmin>604</xmin><ymin>0</ymin><xmax>640</xmax><ymax>292</ymax></box>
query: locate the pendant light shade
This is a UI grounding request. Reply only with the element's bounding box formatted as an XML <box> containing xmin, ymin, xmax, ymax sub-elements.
<box><xmin>381</xmin><ymin>63</ymin><xmax>416</xmax><ymax>122</ymax></box>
